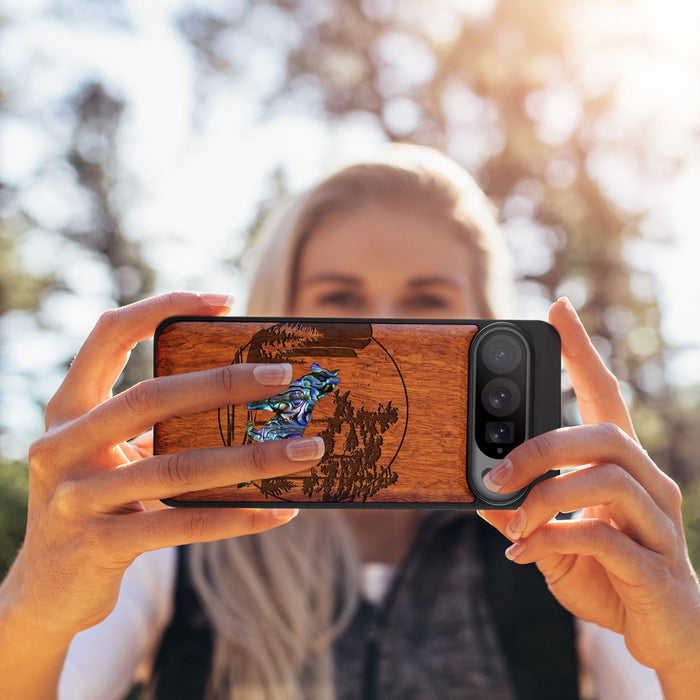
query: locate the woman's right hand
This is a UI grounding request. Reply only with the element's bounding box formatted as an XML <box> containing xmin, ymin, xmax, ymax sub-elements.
<box><xmin>1</xmin><ymin>292</ymin><xmax>324</xmax><ymax>642</ymax></box>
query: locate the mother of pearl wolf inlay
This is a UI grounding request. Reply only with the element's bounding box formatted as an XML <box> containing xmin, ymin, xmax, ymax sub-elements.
<box><xmin>246</xmin><ymin>362</ymin><xmax>340</xmax><ymax>442</ymax></box>
<box><xmin>219</xmin><ymin>322</ymin><xmax>406</xmax><ymax>502</ymax></box>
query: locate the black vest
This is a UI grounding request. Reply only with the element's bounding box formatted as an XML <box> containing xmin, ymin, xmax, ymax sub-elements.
<box><xmin>148</xmin><ymin>514</ymin><xmax>579</xmax><ymax>699</ymax></box>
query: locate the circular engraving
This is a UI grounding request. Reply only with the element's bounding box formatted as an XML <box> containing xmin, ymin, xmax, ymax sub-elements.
<box><xmin>218</xmin><ymin>322</ymin><xmax>407</xmax><ymax>502</ymax></box>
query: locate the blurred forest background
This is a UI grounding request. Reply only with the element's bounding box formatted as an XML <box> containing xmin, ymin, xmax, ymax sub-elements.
<box><xmin>1</xmin><ymin>0</ymin><xmax>700</xmax><ymax>574</ymax></box>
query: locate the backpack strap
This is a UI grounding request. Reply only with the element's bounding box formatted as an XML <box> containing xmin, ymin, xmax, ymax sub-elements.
<box><xmin>146</xmin><ymin>546</ymin><xmax>211</xmax><ymax>699</ymax></box>
<box><xmin>476</xmin><ymin>515</ymin><xmax>580</xmax><ymax>700</ymax></box>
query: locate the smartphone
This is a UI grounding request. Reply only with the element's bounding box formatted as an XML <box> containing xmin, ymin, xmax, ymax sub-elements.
<box><xmin>153</xmin><ymin>317</ymin><xmax>560</xmax><ymax>509</ymax></box>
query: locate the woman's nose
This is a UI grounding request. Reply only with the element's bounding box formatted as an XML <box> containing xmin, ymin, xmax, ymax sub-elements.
<box><xmin>363</xmin><ymin>300</ymin><xmax>408</xmax><ymax>319</ymax></box>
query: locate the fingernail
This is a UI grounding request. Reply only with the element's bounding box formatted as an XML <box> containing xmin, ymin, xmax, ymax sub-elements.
<box><xmin>254</xmin><ymin>363</ymin><xmax>293</xmax><ymax>386</ymax></box>
<box><xmin>286</xmin><ymin>436</ymin><xmax>325</xmax><ymax>461</ymax></box>
<box><xmin>557</xmin><ymin>296</ymin><xmax>578</xmax><ymax>319</ymax></box>
<box><xmin>483</xmin><ymin>460</ymin><xmax>512</xmax><ymax>493</ymax></box>
<box><xmin>505</xmin><ymin>541</ymin><xmax>527</xmax><ymax>561</ymax></box>
<box><xmin>273</xmin><ymin>508</ymin><xmax>299</xmax><ymax>521</ymax></box>
<box><xmin>199</xmin><ymin>293</ymin><xmax>236</xmax><ymax>308</ymax></box>
<box><xmin>506</xmin><ymin>509</ymin><xmax>527</xmax><ymax>540</ymax></box>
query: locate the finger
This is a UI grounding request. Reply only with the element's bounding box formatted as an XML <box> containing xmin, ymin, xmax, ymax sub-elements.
<box><xmin>476</xmin><ymin>509</ymin><xmax>516</xmax><ymax>539</ymax></box>
<box><xmin>66</xmin><ymin>362</ymin><xmax>294</xmax><ymax>455</ymax></box>
<box><xmin>548</xmin><ymin>298</ymin><xmax>636</xmax><ymax>439</ymax></box>
<box><xmin>120</xmin><ymin>431</ymin><xmax>152</xmax><ymax>461</ymax></box>
<box><xmin>483</xmin><ymin>423</ymin><xmax>681</xmax><ymax>515</ymax></box>
<box><xmin>84</xmin><ymin>437</ymin><xmax>325</xmax><ymax>508</ymax></box>
<box><xmin>503</xmin><ymin>464</ymin><xmax>676</xmax><ymax>554</ymax></box>
<box><xmin>47</xmin><ymin>292</ymin><xmax>235</xmax><ymax>424</ymax></box>
<box><xmin>119</xmin><ymin>441</ymin><xmax>144</xmax><ymax>462</ymax></box>
<box><xmin>504</xmin><ymin>518</ymin><xmax>662</xmax><ymax>588</ymax></box>
<box><xmin>108</xmin><ymin>506</ymin><xmax>301</xmax><ymax>558</ymax></box>
<box><xmin>127</xmin><ymin>430</ymin><xmax>153</xmax><ymax>459</ymax></box>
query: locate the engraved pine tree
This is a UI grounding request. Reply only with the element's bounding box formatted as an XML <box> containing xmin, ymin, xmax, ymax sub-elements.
<box><xmin>258</xmin><ymin>326</ymin><xmax>322</xmax><ymax>361</ymax></box>
<box><xmin>258</xmin><ymin>390</ymin><xmax>400</xmax><ymax>501</ymax></box>
<box><xmin>300</xmin><ymin>390</ymin><xmax>400</xmax><ymax>502</ymax></box>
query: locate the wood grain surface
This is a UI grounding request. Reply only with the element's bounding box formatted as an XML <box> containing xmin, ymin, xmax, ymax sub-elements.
<box><xmin>154</xmin><ymin>319</ymin><xmax>478</xmax><ymax>505</ymax></box>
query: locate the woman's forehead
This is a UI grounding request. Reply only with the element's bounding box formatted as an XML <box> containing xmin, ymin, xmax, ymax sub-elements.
<box><xmin>298</xmin><ymin>203</ymin><xmax>472</xmax><ymax>275</ymax></box>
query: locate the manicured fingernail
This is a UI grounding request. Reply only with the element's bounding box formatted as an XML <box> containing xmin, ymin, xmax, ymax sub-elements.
<box><xmin>273</xmin><ymin>508</ymin><xmax>299</xmax><ymax>521</ymax></box>
<box><xmin>483</xmin><ymin>460</ymin><xmax>512</xmax><ymax>493</ymax></box>
<box><xmin>506</xmin><ymin>509</ymin><xmax>527</xmax><ymax>540</ymax></box>
<box><xmin>286</xmin><ymin>436</ymin><xmax>325</xmax><ymax>461</ymax></box>
<box><xmin>199</xmin><ymin>293</ymin><xmax>236</xmax><ymax>308</ymax></box>
<box><xmin>254</xmin><ymin>363</ymin><xmax>293</xmax><ymax>386</ymax></box>
<box><xmin>505</xmin><ymin>541</ymin><xmax>527</xmax><ymax>561</ymax></box>
<box><xmin>557</xmin><ymin>296</ymin><xmax>578</xmax><ymax>319</ymax></box>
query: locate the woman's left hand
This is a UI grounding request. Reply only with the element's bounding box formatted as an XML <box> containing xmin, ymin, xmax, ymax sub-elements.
<box><xmin>478</xmin><ymin>298</ymin><xmax>700</xmax><ymax>695</ymax></box>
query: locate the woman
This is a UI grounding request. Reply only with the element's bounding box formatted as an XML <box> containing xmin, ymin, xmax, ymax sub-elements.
<box><xmin>0</xmin><ymin>146</ymin><xmax>698</xmax><ymax>699</ymax></box>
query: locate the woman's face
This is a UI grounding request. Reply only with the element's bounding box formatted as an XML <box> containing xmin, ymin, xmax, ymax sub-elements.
<box><xmin>292</xmin><ymin>202</ymin><xmax>484</xmax><ymax>319</ymax></box>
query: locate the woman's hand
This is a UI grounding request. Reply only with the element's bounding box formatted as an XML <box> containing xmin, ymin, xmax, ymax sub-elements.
<box><xmin>1</xmin><ymin>292</ymin><xmax>325</xmax><ymax>643</ymax></box>
<box><xmin>478</xmin><ymin>298</ymin><xmax>700</xmax><ymax>695</ymax></box>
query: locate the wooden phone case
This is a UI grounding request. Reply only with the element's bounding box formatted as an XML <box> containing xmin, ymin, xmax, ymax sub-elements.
<box><xmin>153</xmin><ymin>317</ymin><xmax>560</xmax><ymax>508</ymax></box>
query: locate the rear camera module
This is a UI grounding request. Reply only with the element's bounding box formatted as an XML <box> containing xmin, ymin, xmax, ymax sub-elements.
<box><xmin>467</xmin><ymin>320</ymin><xmax>559</xmax><ymax>508</ymax></box>
<box><xmin>471</xmin><ymin>324</ymin><xmax>530</xmax><ymax>461</ymax></box>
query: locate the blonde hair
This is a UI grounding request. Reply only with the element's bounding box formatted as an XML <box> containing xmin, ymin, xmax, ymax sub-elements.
<box><xmin>189</xmin><ymin>145</ymin><xmax>514</xmax><ymax>699</ymax></box>
<box><xmin>246</xmin><ymin>143</ymin><xmax>514</xmax><ymax>317</ymax></box>
<box><xmin>189</xmin><ymin>513</ymin><xmax>359</xmax><ymax>700</ymax></box>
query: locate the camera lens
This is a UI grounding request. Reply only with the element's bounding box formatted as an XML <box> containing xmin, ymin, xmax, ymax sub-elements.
<box><xmin>482</xmin><ymin>334</ymin><xmax>523</xmax><ymax>374</ymax></box>
<box><xmin>481</xmin><ymin>378</ymin><xmax>521</xmax><ymax>417</ymax></box>
<box><xmin>486</xmin><ymin>421</ymin><xmax>514</xmax><ymax>443</ymax></box>
<box><xmin>489</xmin><ymin>387</ymin><xmax>510</xmax><ymax>411</ymax></box>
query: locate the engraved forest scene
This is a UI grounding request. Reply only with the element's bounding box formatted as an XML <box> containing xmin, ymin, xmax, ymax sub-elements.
<box><xmin>154</xmin><ymin>320</ymin><xmax>476</xmax><ymax>505</ymax></box>
<box><xmin>219</xmin><ymin>322</ymin><xmax>408</xmax><ymax>502</ymax></box>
